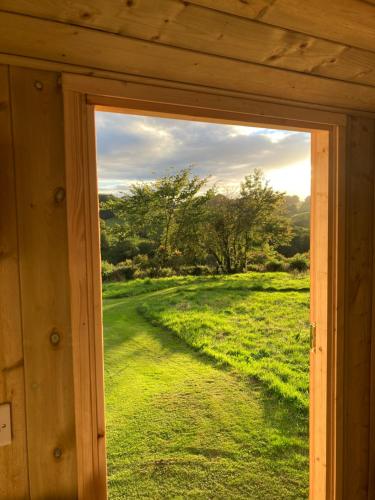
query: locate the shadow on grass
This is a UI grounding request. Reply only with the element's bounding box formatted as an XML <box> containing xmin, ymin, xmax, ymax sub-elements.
<box><xmin>102</xmin><ymin>273</ymin><xmax>309</xmax><ymax>300</ymax></box>
<box><xmin>104</xmin><ymin>290</ymin><xmax>308</xmax><ymax>462</ymax></box>
<box><xmin>103</xmin><ymin>294</ymin><xmax>219</xmax><ymax>375</ymax></box>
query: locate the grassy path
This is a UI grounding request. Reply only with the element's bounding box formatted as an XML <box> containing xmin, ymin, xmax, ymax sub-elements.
<box><xmin>104</xmin><ymin>287</ymin><xmax>308</xmax><ymax>499</ymax></box>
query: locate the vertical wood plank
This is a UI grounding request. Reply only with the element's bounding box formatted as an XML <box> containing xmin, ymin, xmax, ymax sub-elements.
<box><xmin>327</xmin><ymin>124</ymin><xmax>346</xmax><ymax>500</ymax></box>
<box><xmin>344</xmin><ymin>116</ymin><xmax>375</xmax><ymax>499</ymax></box>
<box><xmin>310</xmin><ymin>130</ymin><xmax>329</xmax><ymax>499</ymax></box>
<box><xmin>86</xmin><ymin>105</ymin><xmax>107</xmax><ymax>497</ymax></box>
<box><xmin>63</xmin><ymin>91</ymin><xmax>107</xmax><ymax>499</ymax></box>
<box><xmin>0</xmin><ymin>64</ymin><xmax>30</xmax><ymax>499</ymax></box>
<box><xmin>10</xmin><ymin>66</ymin><xmax>78</xmax><ymax>498</ymax></box>
<box><xmin>370</xmin><ymin>119</ymin><xmax>375</xmax><ymax>496</ymax></box>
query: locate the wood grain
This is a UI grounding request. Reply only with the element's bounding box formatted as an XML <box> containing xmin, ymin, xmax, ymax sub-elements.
<box><xmin>63</xmin><ymin>91</ymin><xmax>107</xmax><ymax>499</ymax></box>
<box><xmin>1</xmin><ymin>12</ymin><xmax>375</xmax><ymax>112</ymax></box>
<box><xmin>310</xmin><ymin>130</ymin><xmax>330</xmax><ymax>499</ymax></box>
<box><xmin>327</xmin><ymin>124</ymin><xmax>346</xmax><ymax>500</ymax></box>
<box><xmin>2</xmin><ymin>1</ymin><xmax>375</xmax><ymax>87</ymax></box>
<box><xmin>343</xmin><ymin>115</ymin><xmax>375</xmax><ymax>499</ymax></box>
<box><xmin>191</xmin><ymin>0</ymin><xmax>375</xmax><ymax>53</ymax></box>
<box><xmin>0</xmin><ymin>53</ymin><xmax>374</xmax><ymax>119</ymax></box>
<box><xmin>0</xmin><ymin>64</ymin><xmax>30</xmax><ymax>499</ymax></box>
<box><xmin>10</xmin><ymin>66</ymin><xmax>78</xmax><ymax>498</ymax></box>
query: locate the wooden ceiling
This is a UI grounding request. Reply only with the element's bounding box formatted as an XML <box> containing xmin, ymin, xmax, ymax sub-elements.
<box><xmin>1</xmin><ymin>0</ymin><xmax>375</xmax><ymax>112</ymax></box>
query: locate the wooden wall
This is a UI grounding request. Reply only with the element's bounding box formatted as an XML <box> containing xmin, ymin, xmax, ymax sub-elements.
<box><xmin>1</xmin><ymin>62</ymin><xmax>375</xmax><ymax>499</ymax></box>
<box><xmin>3</xmin><ymin>1</ymin><xmax>375</xmax><ymax>113</ymax></box>
<box><xmin>0</xmin><ymin>65</ymin><xmax>78</xmax><ymax>498</ymax></box>
<box><xmin>344</xmin><ymin>116</ymin><xmax>375</xmax><ymax>499</ymax></box>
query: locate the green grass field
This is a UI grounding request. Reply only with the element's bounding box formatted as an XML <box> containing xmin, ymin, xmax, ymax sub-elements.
<box><xmin>103</xmin><ymin>272</ymin><xmax>310</xmax><ymax>499</ymax></box>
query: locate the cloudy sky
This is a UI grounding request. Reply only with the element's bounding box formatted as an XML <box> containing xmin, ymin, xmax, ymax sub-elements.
<box><xmin>96</xmin><ymin>111</ymin><xmax>311</xmax><ymax>199</ymax></box>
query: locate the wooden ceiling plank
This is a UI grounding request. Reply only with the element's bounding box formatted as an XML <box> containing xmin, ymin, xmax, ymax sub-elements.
<box><xmin>1</xmin><ymin>12</ymin><xmax>375</xmax><ymax>112</ymax></box>
<box><xmin>190</xmin><ymin>0</ymin><xmax>375</xmax><ymax>53</ymax></box>
<box><xmin>2</xmin><ymin>1</ymin><xmax>375</xmax><ymax>88</ymax></box>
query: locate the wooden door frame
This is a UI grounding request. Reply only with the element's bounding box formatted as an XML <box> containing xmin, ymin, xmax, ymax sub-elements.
<box><xmin>62</xmin><ymin>73</ymin><xmax>346</xmax><ymax>500</ymax></box>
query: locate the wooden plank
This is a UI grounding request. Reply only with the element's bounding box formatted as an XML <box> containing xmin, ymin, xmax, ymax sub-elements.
<box><xmin>327</xmin><ymin>124</ymin><xmax>346</xmax><ymax>500</ymax></box>
<box><xmin>0</xmin><ymin>65</ymin><xmax>30</xmax><ymax>498</ymax></box>
<box><xmin>10</xmin><ymin>66</ymin><xmax>78</xmax><ymax>498</ymax></box>
<box><xmin>310</xmin><ymin>130</ymin><xmax>330</xmax><ymax>499</ymax></box>
<box><xmin>370</xmin><ymin>121</ymin><xmax>375</xmax><ymax>496</ymax></box>
<box><xmin>1</xmin><ymin>12</ymin><xmax>375</xmax><ymax>112</ymax></box>
<box><xmin>191</xmin><ymin>0</ymin><xmax>375</xmax><ymax>54</ymax></box>
<box><xmin>343</xmin><ymin>115</ymin><xmax>375</xmax><ymax>499</ymax></box>
<box><xmin>0</xmin><ymin>54</ymin><xmax>374</xmax><ymax>121</ymax></box>
<box><xmin>310</xmin><ymin>125</ymin><xmax>346</xmax><ymax>500</ymax></box>
<box><xmin>63</xmin><ymin>73</ymin><xmax>347</xmax><ymax>127</ymax></box>
<box><xmin>3</xmin><ymin>0</ymin><xmax>375</xmax><ymax>88</ymax></box>
<box><xmin>63</xmin><ymin>91</ymin><xmax>107</xmax><ymax>499</ymax></box>
<box><xmin>91</xmin><ymin>95</ymin><xmax>336</xmax><ymax>132</ymax></box>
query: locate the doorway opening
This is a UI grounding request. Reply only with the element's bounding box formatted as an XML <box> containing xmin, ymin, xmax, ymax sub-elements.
<box><xmin>96</xmin><ymin>111</ymin><xmax>312</xmax><ymax>498</ymax></box>
<box><xmin>63</xmin><ymin>75</ymin><xmax>343</xmax><ymax>499</ymax></box>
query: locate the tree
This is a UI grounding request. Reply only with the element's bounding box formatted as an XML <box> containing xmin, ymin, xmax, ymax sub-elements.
<box><xmin>201</xmin><ymin>169</ymin><xmax>292</xmax><ymax>273</ymax></box>
<box><xmin>109</xmin><ymin>168</ymin><xmax>214</xmax><ymax>266</ymax></box>
<box><xmin>278</xmin><ymin>195</ymin><xmax>310</xmax><ymax>257</ymax></box>
<box><xmin>100</xmin><ymin>168</ymin><xmax>294</xmax><ymax>275</ymax></box>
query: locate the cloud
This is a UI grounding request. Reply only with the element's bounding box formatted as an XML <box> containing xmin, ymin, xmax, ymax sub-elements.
<box><xmin>95</xmin><ymin>111</ymin><xmax>311</xmax><ymax>197</ymax></box>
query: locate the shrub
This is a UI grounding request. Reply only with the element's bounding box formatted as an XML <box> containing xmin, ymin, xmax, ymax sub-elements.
<box><xmin>264</xmin><ymin>259</ymin><xmax>285</xmax><ymax>272</ymax></box>
<box><xmin>133</xmin><ymin>269</ymin><xmax>148</xmax><ymax>280</ymax></box>
<box><xmin>114</xmin><ymin>264</ymin><xmax>135</xmax><ymax>281</ymax></box>
<box><xmin>179</xmin><ymin>265</ymin><xmax>212</xmax><ymax>276</ymax></box>
<box><xmin>138</xmin><ymin>240</ymin><xmax>156</xmax><ymax>256</ymax></box>
<box><xmin>247</xmin><ymin>249</ymin><xmax>270</xmax><ymax>266</ymax></box>
<box><xmin>105</xmin><ymin>238</ymin><xmax>140</xmax><ymax>264</ymax></box>
<box><xmin>133</xmin><ymin>254</ymin><xmax>149</xmax><ymax>269</ymax></box>
<box><xmin>288</xmin><ymin>253</ymin><xmax>309</xmax><ymax>272</ymax></box>
<box><xmin>157</xmin><ymin>267</ymin><xmax>177</xmax><ymax>278</ymax></box>
<box><xmin>101</xmin><ymin>260</ymin><xmax>115</xmax><ymax>281</ymax></box>
<box><xmin>108</xmin><ymin>260</ymin><xmax>135</xmax><ymax>281</ymax></box>
<box><xmin>245</xmin><ymin>263</ymin><xmax>263</xmax><ymax>272</ymax></box>
<box><xmin>247</xmin><ymin>247</ymin><xmax>288</xmax><ymax>272</ymax></box>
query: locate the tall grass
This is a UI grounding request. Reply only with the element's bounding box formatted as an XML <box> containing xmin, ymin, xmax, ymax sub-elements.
<box><xmin>135</xmin><ymin>272</ymin><xmax>310</xmax><ymax>411</ymax></box>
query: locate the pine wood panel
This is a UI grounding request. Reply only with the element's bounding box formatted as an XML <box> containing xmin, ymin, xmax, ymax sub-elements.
<box><xmin>10</xmin><ymin>66</ymin><xmax>78</xmax><ymax>498</ymax></box>
<box><xmin>1</xmin><ymin>0</ymin><xmax>375</xmax><ymax>85</ymax></box>
<box><xmin>370</xmin><ymin>114</ymin><xmax>375</xmax><ymax>492</ymax></box>
<box><xmin>343</xmin><ymin>115</ymin><xmax>375</xmax><ymax>499</ymax></box>
<box><xmin>1</xmin><ymin>52</ymin><xmax>374</xmax><ymax>121</ymax></box>
<box><xmin>0</xmin><ymin>13</ymin><xmax>375</xmax><ymax>113</ymax></box>
<box><xmin>62</xmin><ymin>74</ymin><xmax>347</xmax><ymax>130</ymax></box>
<box><xmin>310</xmin><ymin>130</ymin><xmax>330</xmax><ymax>499</ymax></box>
<box><xmin>63</xmin><ymin>91</ymin><xmax>107</xmax><ymax>500</ymax></box>
<box><xmin>191</xmin><ymin>0</ymin><xmax>375</xmax><ymax>54</ymax></box>
<box><xmin>3</xmin><ymin>0</ymin><xmax>375</xmax><ymax>88</ymax></box>
<box><xmin>327</xmin><ymin>125</ymin><xmax>346</xmax><ymax>500</ymax></box>
<box><xmin>0</xmin><ymin>64</ymin><xmax>30</xmax><ymax>499</ymax></box>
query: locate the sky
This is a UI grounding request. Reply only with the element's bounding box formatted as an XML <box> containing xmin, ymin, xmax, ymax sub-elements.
<box><xmin>95</xmin><ymin>111</ymin><xmax>311</xmax><ymax>199</ymax></box>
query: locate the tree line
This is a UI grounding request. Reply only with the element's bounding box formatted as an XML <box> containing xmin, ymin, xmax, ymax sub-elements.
<box><xmin>100</xmin><ymin>168</ymin><xmax>310</xmax><ymax>281</ymax></box>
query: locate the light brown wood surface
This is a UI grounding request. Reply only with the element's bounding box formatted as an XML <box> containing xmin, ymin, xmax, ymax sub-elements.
<box><xmin>2</xmin><ymin>0</ymin><xmax>375</xmax><ymax>88</ymax></box>
<box><xmin>0</xmin><ymin>64</ymin><xmax>30</xmax><ymax>499</ymax></box>
<box><xmin>64</xmin><ymin>91</ymin><xmax>107</xmax><ymax>500</ymax></box>
<box><xmin>1</xmin><ymin>8</ymin><xmax>375</xmax><ymax>112</ymax></box>
<box><xmin>0</xmin><ymin>0</ymin><xmax>374</xmax><ymax>492</ymax></box>
<box><xmin>343</xmin><ymin>116</ymin><xmax>375</xmax><ymax>499</ymax></box>
<box><xmin>310</xmin><ymin>130</ymin><xmax>330</xmax><ymax>499</ymax></box>
<box><xmin>10</xmin><ymin>66</ymin><xmax>78</xmax><ymax>498</ymax></box>
<box><xmin>191</xmin><ymin>0</ymin><xmax>375</xmax><ymax>53</ymax></box>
